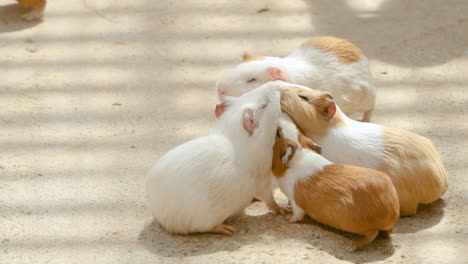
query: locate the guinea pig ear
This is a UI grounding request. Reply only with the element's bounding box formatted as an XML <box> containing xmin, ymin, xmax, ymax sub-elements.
<box><xmin>267</xmin><ymin>67</ymin><xmax>288</xmax><ymax>82</ymax></box>
<box><xmin>281</xmin><ymin>143</ymin><xmax>296</xmax><ymax>164</ymax></box>
<box><xmin>243</xmin><ymin>108</ymin><xmax>258</xmax><ymax>135</ymax></box>
<box><xmin>243</xmin><ymin>53</ymin><xmax>254</xmax><ymax>62</ymax></box>
<box><xmin>320</xmin><ymin>94</ymin><xmax>336</xmax><ymax>120</ymax></box>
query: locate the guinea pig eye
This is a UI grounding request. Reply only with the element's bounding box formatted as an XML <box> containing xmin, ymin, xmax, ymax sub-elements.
<box><xmin>298</xmin><ymin>94</ymin><xmax>309</xmax><ymax>102</ymax></box>
<box><xmin>276</xmin><ymin>129</ymin><xmax>281</xmax><ymax>138</ymax></box>
<box><xmin>247</xmin><ymin>78</ymin><xmax>256</xmax><ymax>83</ymax></box>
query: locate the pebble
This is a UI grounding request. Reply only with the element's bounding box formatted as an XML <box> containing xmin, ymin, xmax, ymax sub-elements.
<box><xmin>26</xmin><ymin>47</ymin><xmax>38</xmax><ymax>53</ymax></box>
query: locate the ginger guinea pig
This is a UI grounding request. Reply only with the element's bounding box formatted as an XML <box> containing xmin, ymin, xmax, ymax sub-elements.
<box><xmin>217</xmin><ymin>36</ymin><xmax>375</xmax><ymax>121</ymax></box>
<box><xmin>272</xmin><ymin>115</ymin><xmax>399</xmax><ymax>252</ymax></box>
<box><xmin>146</xmin><ymin>81</ymin><xmax>283</xmax><ymax>235</ymax></box>
<box><xmin>17</xmin><ymin>0</ymin><xmax>46</xmax><ymax>21</ymax></box>
<box><xmin>280</xmin><ymin>84</ymin><xmax>449</xmax><ymax>216</ymax></box>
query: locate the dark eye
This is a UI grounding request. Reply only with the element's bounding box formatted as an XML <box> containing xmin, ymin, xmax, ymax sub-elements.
<box><xmin>247</xmin><ymin>78</ymin><xmax>256</xmax><ymax>83</ymax></box>
<box><xmin>276</xmin><ymin>129</ymin><xmax>281</xmax><ymax>138</ymax></box>
<box><xmin>298</xmin><ymin>94</ymin><xmax>309</xmax><ymax>101</ymax></box>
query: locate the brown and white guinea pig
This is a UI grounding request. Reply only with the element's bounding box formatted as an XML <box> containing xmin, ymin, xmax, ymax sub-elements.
<box><xmin>280</xmin><ymin>84</ymin><xmax>449</xmax><ymax>217</ymax></box>
<box><xmin>216</xmin><ymin>36</ymin><xmax>375</xmax><ymax>121</ymax></box>
<box><xmin>17</xmin><ymin>0</ymin><xmax>46</xmax><ymax>21</ymax></box>
<box><xmin>146</xmin><ymin>81</ymin><xmax>284</xmax><ymax>235</ymax></box>
<box><xmin>272</xmin><ymin>114</ymin><xmax>399</xmax><ymax>252</ymax></box>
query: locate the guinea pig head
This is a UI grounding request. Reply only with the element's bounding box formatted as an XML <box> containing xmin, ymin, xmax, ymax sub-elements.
<box><xmin>216</xmin><ymin>55</ymin><xmax>288</xmax><ymax>101</ymax></box>
<box><xmin>215</xmin><ymin>81</ymin><xmax>283</xmax><ymax>139</ymax></box>
<box><xmin>272</xmin><ymin>127</ymin><xmax>298</xmax><ymax>177</ymax></box>
<box><xmin>280</xmin><ymin>85</ymin><xmax>337</xmax><ymax>137</ymax></box>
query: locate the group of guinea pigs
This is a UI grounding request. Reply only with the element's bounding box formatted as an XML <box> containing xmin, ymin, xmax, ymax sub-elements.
<box><xmin>146</xmin><ymin>36</ymin><xmax>448</xmax><ymax>252</ymax></box>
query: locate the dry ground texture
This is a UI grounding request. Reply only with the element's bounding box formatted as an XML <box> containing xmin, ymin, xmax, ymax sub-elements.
<box><xmin>1</xmin><ymin>0</ymin><xmax>467</xmax><ymax>263</ymax></box>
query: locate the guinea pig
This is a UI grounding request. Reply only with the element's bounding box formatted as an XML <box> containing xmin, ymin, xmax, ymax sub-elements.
<box><xmin>280</xmin><ymin>84</ymin><xmax>449</xmax><ymax>217</ymax></box>
<box><xmin>17</xmin><ymin>0</ymin><xmax>46</xmax><ymax>21</ymax></box>
<box><xmin>216</xmin><ymin>36</ymin><xmax>375</xmax><ymax>121</ymax></box>
<box><xmin>272</xmin><ymin>114</ymin><xmax>399</xmax><ymax>252</ymax></box>
<box><xmin>146</xmin><ymin>81</ymin><xmax>284</xmax><ymax>235</ymax></box>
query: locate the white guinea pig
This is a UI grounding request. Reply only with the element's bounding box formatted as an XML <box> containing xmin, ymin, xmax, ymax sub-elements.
<box><xmin>146</xmin><ymin>81</ymin><xmax>283</xmax><ymax>235</ymax></box>
<box><xmin>217</xmin><ymin>36</ymin><xmax>375</xmax><ymax>121</ymax></box>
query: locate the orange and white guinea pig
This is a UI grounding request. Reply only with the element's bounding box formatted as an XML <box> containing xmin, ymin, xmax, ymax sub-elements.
<box><xmin>17</xmin><ymin>0</ymin><xmax>46</xmax><ymax>21</ymax></box>
<box><xmin>217</xmin><ymin>36</ymin><xmax>375</xmax><ymax>121</ymax></box>
<box><xmin>272</xmin><ymin>114</ymin><xmax>399</xmax><ymax>252</ymax></box>
<box><xmin>280</xmin><ymin>84</ymin><xmax>449</xmax><ymax>217</ymax></box>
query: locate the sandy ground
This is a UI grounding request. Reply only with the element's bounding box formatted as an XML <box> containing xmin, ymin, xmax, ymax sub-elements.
<box><xmin>0</xmin><ymin>0</ymin><xmax>467</xmax><ymax>263</ymax></box>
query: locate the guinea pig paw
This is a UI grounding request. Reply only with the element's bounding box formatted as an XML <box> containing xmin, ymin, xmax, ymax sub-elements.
<box><xmin>288</xmin><ymin>215</ymin><xmax>304</xmax><ymax>223</ymax></box>
<box><xmin>22</xmin><ymin>10</ymin><xmax>43</xmax><ymax>21</ymax></box>
<box><xmin>208</xmin><ymin>224</ymin><xmax>236</xmax><ymax>236</ymax></box>
<box><xmin>272</xmin><ymin>206</ymin><xmax>291</xmax><ymax>216</ymax></box>
<box><xmin>268</xmin><ymin>204</ymin><xmax>291</xmax><ymax>216</ymax></box>
<box><xmin>345</xmin><ymin>245</ymin><xmax>357</xmax><ymax>253</ymax></box>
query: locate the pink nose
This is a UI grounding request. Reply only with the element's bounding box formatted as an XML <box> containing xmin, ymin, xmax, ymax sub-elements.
<box><xmin>217</xmin><ymin>89</ymin><xmax>226</xmax><ymax>99</ymax></box>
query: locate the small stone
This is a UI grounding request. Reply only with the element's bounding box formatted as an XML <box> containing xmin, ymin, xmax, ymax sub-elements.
<box><xmin>381</xmin><ymin>71</ymin><xmax>388</xmax><ymax>75</ymax></box>
<box><xmin>26</xmin><ymin>47</ymin><xmax>38</xmax><ymax>53</ymax></box>
<box><xmin>24</xmin><ymin>38</ymin><xmax>33</xmax><ymax>43</ymax></box>
<box><xmin>401</xmin><ymin>255</ymin><xmax>406</xmax><ymax>258</ymax></box>
<box><xmin>130</xmin><ymin>146</ymin><xmax>136</xmax><ymax>148</ymax></box>
<box><xmin>257</xmin><ymin>8</ymin><xmax>270</xmax><ymax>13</ymax></box>
<box><xmin>112</xmin><ymin>102</ymin><xmax>122</xmax><ymax>106</ymax></box>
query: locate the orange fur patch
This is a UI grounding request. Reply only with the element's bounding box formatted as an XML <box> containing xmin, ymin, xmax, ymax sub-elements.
<box><xmin>379</xmin><ymin>127</ymin><xmax>448</xmax><ymax>216</ymax></box>
<box><xmin>281</xmin><ymin>86</ymin><xmax>346</xmax><ymax>137</ymax></box>
<box><xmin>294</xmin><ymin>164</ymin><xmax>399</xmax><ymax>236</ymax></box>
<box><xmin>242</xmin><ymin>53</ymin><xmax>265</xmax><ymax>62</ymax></box>
<box><xmin>17</xmin><ymin>0</ymin><xmax>45</xmax><ymax>7</ymax></box>
<box><xmin>301</xmin><ymin>36</ymin><xmax>362</xmax><ymax>64</ymax></box>
<box><xmin>272</xmin><ymin>127</ymin><xmax>320</xmax><ymax>177</ymax></box>
<box><xmin>272</xmin><ymin>127</ymin><xmax>297</xmax><ymax>177</ymax></box>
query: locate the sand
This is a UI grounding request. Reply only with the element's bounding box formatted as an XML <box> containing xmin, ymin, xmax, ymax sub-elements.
<box><xmin>0</xmin><ymin>0</ymin><xmax>467</xmax><ymax>263</ymax></box>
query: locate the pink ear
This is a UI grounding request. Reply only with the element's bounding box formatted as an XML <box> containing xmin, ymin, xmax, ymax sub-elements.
<box><xmin>243</xmin><ymin>108</ymin><xmax>257</xmax><ymax>135</ymax></box>
<box><xmin>215</xmin><ymin>103</ymin><xmax>227</xmax><ymax>118</ymax></box>
<box><xmin>268</xmin><ymin>68</ymin><xmax>288</xmax><ymax>82</ymax></box>
<box><xmin>323</xmin><ymin>96</ymin><xmax>336</xmax><ymax>120</ymax></box>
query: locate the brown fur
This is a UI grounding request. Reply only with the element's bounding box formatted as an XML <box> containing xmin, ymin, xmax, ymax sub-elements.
<box><xmin>17</xmin><ymin>0</ymin><xmax>45</xmax><ymax>21</ymax></box>
<box><xmin>281</xmin><ymin>86</ymin><xmax>346</xmax><ymax>137</ymax></box>
<box><xmin>298</xmin><ymin>132</ymin><xmax>321</xmax><ymax>154</ymax></box>
<box><xmin>294</xmin><ymin>164</ymin><xmax>399</xmax><ymax>245</ymax></box>
<box><xmin>17</xmin><ymin>0</ymin><xmax>45</xmax><ymax>6</ymax></box>
<box><xmin>272</xmin><ymin>127</ymin><xmax>320</xmax><ymax>177</ymax></box>
<box><xmin>242</xmin><ymin>53</ymin><xmax>265</xmax><ymax>62</ymax></box>
<box><xmin>300</xmin><ymin>36</ymin><xmax>362</xmax><ymax>64</ymax></box>
<box><xmin>379</xmin><ymin>127</ymin><xmax>449</xmax><ymax>216</ymax></box>
<box><xmin>272</xmin><ymin>127</ymin><xmax>297</xmax><ymax>177</ymax></box>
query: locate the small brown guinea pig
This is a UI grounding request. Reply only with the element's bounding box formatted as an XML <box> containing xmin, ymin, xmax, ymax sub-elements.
<box><xmin>17</xmin><ymin>0</ymin><xmax>46</xmax><ymax>21</ymax></box>
<box><xmin>272</xmin><ymin>114</ymin><xmax>400</xmax><ymax>252</ymax></box>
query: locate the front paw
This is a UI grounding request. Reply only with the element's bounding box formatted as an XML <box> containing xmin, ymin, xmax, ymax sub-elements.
<box><xmin>288</xmin><ymin>214</ymin><xmax>304</xmax><ymax>223</ymax></box>
<box><xmin>269</xmin><ymin>205</ymin><xmax>291</xmax><ymax>216</ymax></box>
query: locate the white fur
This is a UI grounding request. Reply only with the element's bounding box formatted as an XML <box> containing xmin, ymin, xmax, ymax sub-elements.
<box><xmin>146</xmin><ymin>81</ymin><xmax>283</xmax><ymax>234</ymax></box>
<box><xmin>310</xmin><ymin>108</ymin><xmax>385</xmax><ymax>170</ymax></box>
<box><xmin>217</xmin><ymin>44</ymin><xmax>375</xmax><ymax>118</ymax></box>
